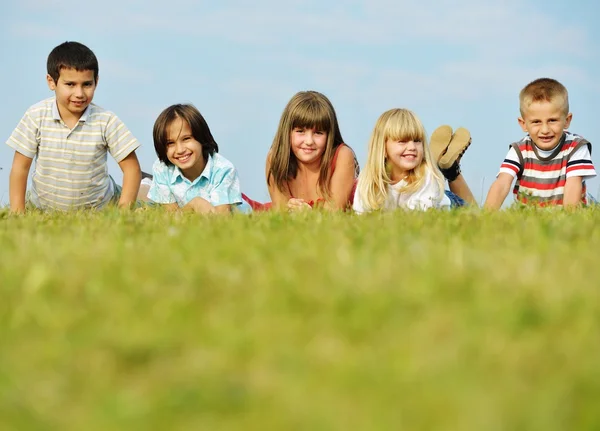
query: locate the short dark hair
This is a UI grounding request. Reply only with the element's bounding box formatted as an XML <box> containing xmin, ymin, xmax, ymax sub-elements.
<box><xmin>153</xmin><ymin>104</ymin><xmax>219</xmax><ymax>166</ymax></box>
<box><xmin>47</xmin><ymin>41</ymin><xmax>99</xmax><ymax>83</ymax></box>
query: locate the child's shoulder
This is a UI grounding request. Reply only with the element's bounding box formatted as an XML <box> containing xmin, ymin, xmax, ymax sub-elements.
<box><xmin>564</xmin><ymin>131</ymin><xmax>589</xmax><ymax>144</ymax></box>
<box><xmin>333</xmin><ymin>144</ymin><xmax>357</xmax><ymax>167</ymax></box>
<box><xmin>85</xmin><ymin>103</ymin><xmax>119</xmax><ymax>120</ymax></box>
<box><xmin>152</xmin><ymin>158</ymin><xmax>171</xmax><ymax>173</ymax></box>
<box><xmin>24</xmin><ymin>97</ymin><xmax>56</xmax><ymax>115</ymax></box>
<box><xmin>211</xmin><ymin>152</ymin><xmax>237</xmax><ymax>171</ymax></box>
<box><xmin>337</xmin><ymin>143</ymin><xmax>355</xmax><ymax>157</ymax></box>
<box><xmin>511</xmin><ymin>135</ymin><xmax>531</xmax><ymax>146</ymax></box>
<box><xmin>333</xmin><ymin>143</ymin><xmax>360</xmax><ymax>176</ymax></box>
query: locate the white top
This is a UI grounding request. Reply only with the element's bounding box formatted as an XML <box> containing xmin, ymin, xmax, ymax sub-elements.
<box><xmin>353</xmin><ymin>170</ymin><xmax>450</xmax><ymax>214</ymax></box>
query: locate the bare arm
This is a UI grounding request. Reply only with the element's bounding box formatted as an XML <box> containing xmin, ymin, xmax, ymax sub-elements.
<box><xmin>118</xmin><ymin>152</ymin><xmax>142</xmax><ymax>209</ymax></box>
<box><xmin>484</xmin><ymin>173</ymin><xmax>514</xmax><ymax>210</ymax></box>
<box><xmin>9</xmin><ymin>152</ymin><xmax>33</xmax><ymax>214</ymax></box>
<box><xmin>563</xmin><ymin>176</ymin><xmax>583</xmax><ymax>207</ymax></box>
<box><xmin>265</xmin><ymin>151</ymin><xmax>291</xmax><ymax>210</ymax></box>
<box><xmin>323</xmin><ymin>145</ymin><xmax>356</xmax><ymax>211</ymax></box>
<box><xmin>180</xmin><ymin>197</ymin><xmax>232</xmax><ymax>214</ymax></box>
<box><xmin>448</xmin><ymin>174</ymin><xmax>477</xmax><ymax>206</ymax></box>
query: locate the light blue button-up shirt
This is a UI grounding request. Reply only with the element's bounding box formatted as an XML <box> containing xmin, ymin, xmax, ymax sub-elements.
<box><xmin>147</xmin><ymin>152</ymin><xmax>243</xmax><ymax>208</ymax></box>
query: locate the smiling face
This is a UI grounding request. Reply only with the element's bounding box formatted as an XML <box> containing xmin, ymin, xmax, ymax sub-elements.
<box><xmin>47</xmin><ymin>67</ymin><xmax>96</xmax><ymax>124</ymax></box>
<box><xmin>290</xmin><ymin>126</ymin><xmax>328</xmax><ymax>167</ymax></box>
<box><xmin>165</xmin><ymin>116</ymin><xmax>206</xmax><ymax>181</ymax></box>
<box><xmin>385</xmin><ymin>138</ymin><xmax>424</xmax><ymax>182</ymax></box>
<box><xmin>518</xmin><ymin>99</ymin><xmax>572</xmax><ymax>151</ymax></box>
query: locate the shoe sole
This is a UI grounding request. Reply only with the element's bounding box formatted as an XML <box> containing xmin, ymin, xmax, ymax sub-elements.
<box><xmin>429</xmin><ymin>125</ymin><xmax>453</xmax><ymax>163</ymax></box>
<box><xmin>439</xmin><ymin>127</ymin><xmax>471</xmax><ymax>169</ymax></box>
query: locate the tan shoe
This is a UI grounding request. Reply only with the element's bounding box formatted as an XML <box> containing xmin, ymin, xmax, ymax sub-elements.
<box><xmin>439</xmin><ymin>127</ymin><xmax>471</xmax><ymax>170</ymax></box>
<box><xmin>429</xmin><ymin>125</ymin><xmax>453</xmax><ymax>164</ymax></box>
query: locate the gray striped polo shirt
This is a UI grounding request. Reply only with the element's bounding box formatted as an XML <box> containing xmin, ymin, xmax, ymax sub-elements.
<box><xmin>6</xmin><ymin>97</ymin><xmax>140</xmax><ymax>210</ymax></box>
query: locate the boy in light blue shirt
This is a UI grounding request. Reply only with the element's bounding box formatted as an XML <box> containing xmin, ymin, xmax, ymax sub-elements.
<box><xmin>145</xmin><ymin>103</ymin><xmax>249</xmax><ymax>213</ymax></box>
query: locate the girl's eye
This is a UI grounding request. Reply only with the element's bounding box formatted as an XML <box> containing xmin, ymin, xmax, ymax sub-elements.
<box><xmin>166</xmin><ymin>142</ymin><xmax>174</xmax><ymax>146</ymax></box>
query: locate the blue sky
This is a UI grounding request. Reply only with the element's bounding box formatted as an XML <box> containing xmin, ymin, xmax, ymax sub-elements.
<box><xmin>1</xmin><ymin>0</ymin><xmax>599</xmax><ymax>204</ymax></box>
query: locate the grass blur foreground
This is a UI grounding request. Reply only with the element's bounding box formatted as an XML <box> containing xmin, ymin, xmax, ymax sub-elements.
<box><xmin>1</xmin><ymin>206</ymin><xmax>600</xmax><ymax>430</ymax></box>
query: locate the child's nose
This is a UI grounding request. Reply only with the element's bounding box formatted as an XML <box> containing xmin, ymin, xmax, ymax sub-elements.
<box><xmin>305</xmin><ymin>132</ymin><xmax>314</xmax><ymax>144</ymax></box>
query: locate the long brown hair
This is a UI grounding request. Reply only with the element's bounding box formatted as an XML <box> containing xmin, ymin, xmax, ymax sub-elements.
<box><xmin>267</xmin><ymin>91</ymin><xmax>345</xmax><ymax>199</ymax></box>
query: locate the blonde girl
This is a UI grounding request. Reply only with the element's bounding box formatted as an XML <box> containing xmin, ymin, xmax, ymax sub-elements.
<box><xmin>243</xmin><ymin>91</ymin><xmax>359</xmax><ymax>211</ymax></box>
<box><xmin>353</xmin><ymin>108</ymin><xmax>474</xmax><ymax>213</ymax></box>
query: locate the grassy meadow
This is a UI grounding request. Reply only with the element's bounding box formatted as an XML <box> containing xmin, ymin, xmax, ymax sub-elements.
<box><xmin>1</xmin><ymin>206</ymin><xmax>600</xmax><ymax>430</ymax></box>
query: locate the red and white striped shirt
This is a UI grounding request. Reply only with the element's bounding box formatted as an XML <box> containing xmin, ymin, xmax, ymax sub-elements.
<box><xmin>498</xmin><ymin>132</ymin><xmax>596</xmax><ymax>206</ymax></box>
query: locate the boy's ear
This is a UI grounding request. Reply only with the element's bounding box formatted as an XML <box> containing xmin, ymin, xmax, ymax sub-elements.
<box><xmin>517</xmin><ymin>117</ymin><xmax>528</xmax><ymax>133</ymax></box>
<box><xmin>564</xmin><ymin>112</ymin><xmax>573</xmax><ymax>129</ymax></box>
<box><xmin>46</xmin><ymin>74</ymin><xmax>56</xmax><ymax>91</ymax></box>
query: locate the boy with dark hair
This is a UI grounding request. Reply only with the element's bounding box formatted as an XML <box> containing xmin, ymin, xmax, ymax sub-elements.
<box><xmin>485</xmin><ymin>77</ymin><xmax>596</xmax><ymax>208</ymax></box>
<box><xmin>6</xmin><ymin>41</ymin><xmax>142</xmax><ymax>213</ymax></box>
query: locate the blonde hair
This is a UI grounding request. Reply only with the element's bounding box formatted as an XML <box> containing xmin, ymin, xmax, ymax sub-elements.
<box><xmin>519</xmin><ymin>78</ymin><xmax>569</xmax><ymax>117</ymax></box>
<box><xmin>355</xmin><ymin>108</ymin><xmax>445</xmax><ymax>211</ymax></box>
<box><xmin>267</xmin><ymin>91</ymin><xmax>345</xmax><ymax>199</ymax></box>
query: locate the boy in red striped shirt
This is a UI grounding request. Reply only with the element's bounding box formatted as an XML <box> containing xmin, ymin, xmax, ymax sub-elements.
<box><xmin>485</xmin><ymin>78</ymin><xmax>596</xmax><ymax>208</ymax></box>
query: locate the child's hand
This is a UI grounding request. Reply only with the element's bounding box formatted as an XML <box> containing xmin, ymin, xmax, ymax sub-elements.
<box><xmin>287</xmin><ymin>198</ymin><xmax>312</xmax><ymax>212</ymax></box>
<box><xmin>187</xmin><ymin>197</ymin><xmax>216</xmax><ymax>214</ymax></box>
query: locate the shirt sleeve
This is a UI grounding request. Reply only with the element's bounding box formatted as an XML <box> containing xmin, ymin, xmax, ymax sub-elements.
<box><xmin>498</xmin><ymin>147</ymin><xmax>521</xmax><ymax>178</ymax></box>
<box><xmin>147</xmin><ymin>160</ymin><xmax>177</xmax><ymax>204</ymax></box>
<box><xmin>105</xmin><ymin>113</ymin><xmax>141</xmax><ymax>163</ymax></box>
<box><xmin>209</xmin><ymin>165</ymin><xmax>243</xmax><ymax>206</ymax></box>
<box><xmin>566</xmin><ymin>144</ymin><xmax>596</xmax><ymax>181</ymax></box>
<box><xmin>5</xmin><ymin>109</ymin><xmax>40</xmax><ymax>159</ymax></box>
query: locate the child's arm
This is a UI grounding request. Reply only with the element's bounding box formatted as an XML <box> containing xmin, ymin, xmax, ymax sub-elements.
<box><xmin>448</xmin><ymin>174</ymin><xmax>477</xmax><ymax>205</ymax></box>
<box><xmin>323</xmin><ymin>145</ymin><xmax>356</xmax><ymax>211</ymax></box>
<box><xmin>484</xmin><ymin>173</ymin><xmax>513</xmax><ymax>210</ymax></box>
<box><xmin>117</xmin><ymin>152</ymin><xmax>142</xmax><ymax>209</ymax></box>
<box><xmin>177</xmin><ymin>157</ymin><xmax>241</xmax><ymax>215</ymax></box>
<box><xmin>9</xmin><ymin>152</ymin><xmax>33</xmax><ymax>214</ymax></box>
<box><xmin>563</xmin><ymin>176</ymin><xmax>583</xmax><ymax>207</ymax></box>
<box><xmin>181</xmin><ymin>197</ymin><xmax>232</xmax><ymax>214</ymax></box>
<box><xmin>563</xmin><ymin>141</ymin><xmax>595</xmax><ymax>207</ymax></box>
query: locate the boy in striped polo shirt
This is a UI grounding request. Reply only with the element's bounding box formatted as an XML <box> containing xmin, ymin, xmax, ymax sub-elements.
<box><xmin>6</xmin><ymin>41</ymin><xmax>142</xmax><ymax>213</ymax></box>
<box><xmin>484</xmin><ymin>78</ymin><xmax>596</xmax><ymax>209</ymax></box>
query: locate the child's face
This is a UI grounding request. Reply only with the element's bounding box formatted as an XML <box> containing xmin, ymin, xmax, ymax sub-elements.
<box><xmin>290</xmin><ymin>127</ymin><xmax>328</xmax><ymax>167</ymax></box>
<box><xmin>47</xmin><ymin>67</ymin><xmax>97</xmax><ymax>121</ymax></box>
<box><xmin>385</xmin><ymin>138</ymin><xmax>424</xmax><ymax>181</ymax></box>
<box><xmin>166</xmin><ymin>116</ymin><xmax>206</xmax><ymax>181</ymax></box>
<box><xmin>518</xmin><ymin>99</ymin><xmax>572</xmax><ymax>151</ymax></box>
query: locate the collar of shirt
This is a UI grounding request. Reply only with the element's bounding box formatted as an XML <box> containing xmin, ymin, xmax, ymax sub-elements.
<box><xmin>169</xmin><ymin>153</ymin><xmax>215</xmax><ymax>185</ymax></box>
<box><xmin>51</xmin><ymin>98</ymin><xmax>92</xmax><ymax>123</ymax></box>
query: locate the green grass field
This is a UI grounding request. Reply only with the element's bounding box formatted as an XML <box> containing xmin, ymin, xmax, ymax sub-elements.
<box><xmin>1</xmin><ymin>207</ymin><xmax>600</xmax><ymax>430</ymax></box>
